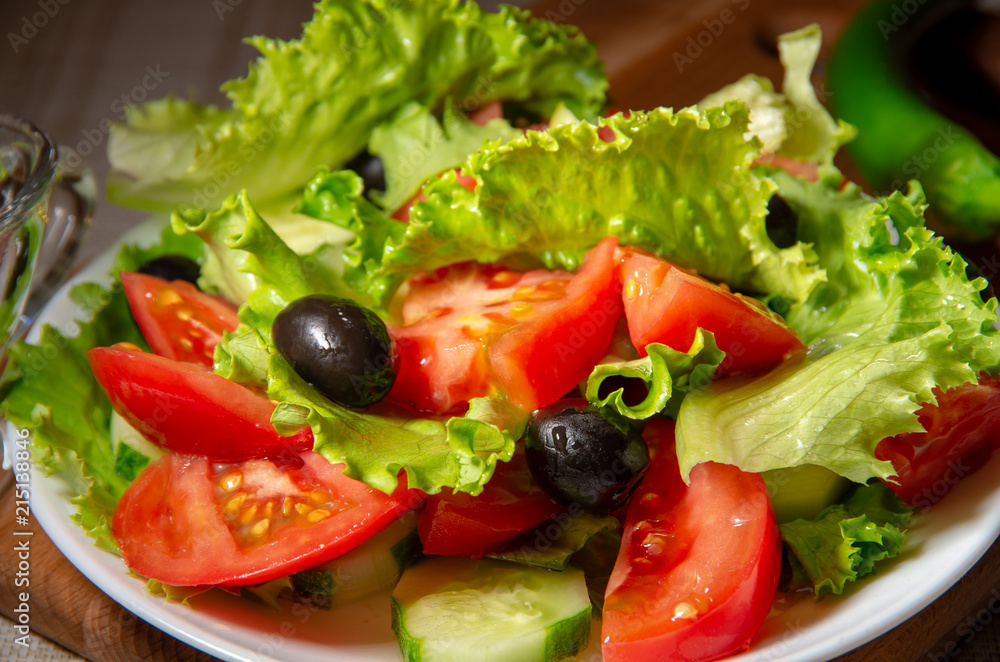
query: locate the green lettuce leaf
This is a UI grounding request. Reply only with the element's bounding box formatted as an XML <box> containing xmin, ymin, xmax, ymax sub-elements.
<box><xmin>781</xmin><ymin>483</ymin><xmax>913</xmax><ymax>598</ymax></box>
<box><xmin>267</xmin><ymin>350</ymin><xmax>524</xmax><ymax>495</ymax></box>
<box><xmin>370</xmin><ymin>102</ymin><xmax>521</xmax><ymax>213</ymax></box>
<box><xmin>1</xmin><ymin>227</ymin><xmax>207</xmax><ymax>553</ymax></box>
<box><xmin>301</xmin><ymin>105</ymin><xmax>826</xmax><ymax>309</ymax></box>
<box><xmin>2</xmin><ymin>288</ymin><xmax>141</xmax><ymax>553</ymax></box>
<box><xmin>584</xmin><ymin>333</ymin><xmax>724</xmax><ymax>420</ymax></box>
<box><xmin>699</xmin><ymin>24</ymin><xmax>856</xmax><ymax>164</ymax></box>
<box><xmin>170</xmin><ymin>191</ymin><xmax>351</xmax><ymax>332</ymax></box>
<box><xmin>675</xmin><ymin>171</ymin><xmax>1000</xmax><ymax>484</ymax></box>
<box><xmin>106</xmin><ymin>0</ymin><xmax>606</xmax><ymax>212</ymax></box>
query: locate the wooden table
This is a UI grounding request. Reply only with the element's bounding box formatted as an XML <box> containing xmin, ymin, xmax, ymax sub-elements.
<box><xmin>2</xmin><ymin>0</ymin><xmax>1000</xmax><ymax>660</ymax></box>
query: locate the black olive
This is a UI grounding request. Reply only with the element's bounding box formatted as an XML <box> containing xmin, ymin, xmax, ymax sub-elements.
<box><xmin>345</xmin><ymin>149</ymin><xmax>386</xmax><ymax>196</ymax></box>
<box><xmin>138</xmin><ymin>255</ymin><xmax>201</xmax><ymax>285</ymax></box>
<box><xmin>525</xmin><ymin>399</ymin><xmax>649</xmax><ymax>514</ymax></box>
<box><xmin>765</xmin><ymin>194</ymin><xmax>798</xmax><ymax>249</ymax></box>
<box><xmin>272</xmin><ymin>295</ymin><xmax>396</xmax><ymax>408</ymax></box>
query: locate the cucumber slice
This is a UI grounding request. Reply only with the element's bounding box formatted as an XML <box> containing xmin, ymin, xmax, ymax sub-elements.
<box><xmin>111</xmin><ymin>411</ymin><xmax>165</xmax><ymax>481</ymax></box>
<box><xmin>290</xmin><ymin>511</ymin><xmax>421</xmax><ymax>609</ymax></box>
<box><xmin>392</xmin><ymin>556</ymin><xmax>591</xmax><ymax>662</ymax></box>
<box><xmin>762</xmin><ymin>464</ymin><xmax>852</xmax><ymax>523</ymax></box>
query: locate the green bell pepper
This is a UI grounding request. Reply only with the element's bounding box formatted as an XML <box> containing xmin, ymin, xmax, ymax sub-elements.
<box><xmin>827</xmin><ymin>0</ymin><xmax>1000</xmax><ymax>238</ymax></box>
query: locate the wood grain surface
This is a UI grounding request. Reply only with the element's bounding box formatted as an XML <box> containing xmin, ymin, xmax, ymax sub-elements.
<box><xmin>2</xmin><ymin>0</ymin><xmax>1000</xmax><ymax>660</ymax></box>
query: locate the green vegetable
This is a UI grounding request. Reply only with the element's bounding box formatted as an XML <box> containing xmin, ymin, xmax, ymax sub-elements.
<box><xmin>487</xmin><ymin>512</ymin><xmax>621</xmax><ymax>572</ymax></box>
<box><xmin>762</xmin><ymin>464</ymin><xmax>851</xmax><ymax>524</ymax></box>
<box><xmin>584</xmin><ymin>333</ymin><xmax>724</xmax><ymax>420</ymax></box>
<box><xmin>369</xmin><ymin>101</ymin><xmax>521</xmax><ymax>213</ymax></box>
<box><xmin>827</xmin><ymin>0</ymin><xmax>1000</xmax><ymax>237</ymax></box>
<box><xmin>391</xmin><ymin>557</ymin><xmax>591</xmax><ymax>662</ymax></box>
<box><xmin>110</xmin><ymin>411</ymin><xmax>165</xmax><ymax>482</ymax></box>
<box><xmin>700</xmin><ymin>24</ymin><xmax>855</xmax><ymax>164</ymax></box>
<box><xmin>675</xmin><ymin>168</ymin><xmax>1000</xmax><ymax>485</ymax></box>
<box><xmin>0</xmin><ymin>228</ymin><xmax>203</xmax><ymax>553</ymax></box>
<box><xmin>781</xmin><ymin>483</ymin><xmax>914</xmax><ymax>598</ymax></box>
<box><xmin>290</xmin><ymin>511</ymin><xmax>421</xmax><ymax>609</ymax></box>
<box><xmin>106</xmin><ymin>0</ymin><xmax>607</xmax><ymax>213</ymax></box>
<box><xmin>301</xmin><ymin>104</ymin><xmax>825</xmax><ymax>310</ymax></box>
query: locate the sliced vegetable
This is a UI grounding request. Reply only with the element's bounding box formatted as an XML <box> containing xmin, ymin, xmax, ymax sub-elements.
<box><xmin>389</xmin><ymin>236</ymin><xmax>622</xmax><ymax>413</ymax></box>
<box><xmin>392</xmin><ymin>556</ymin><xmax>591</xmax><ymax>662</ymax></box>
<box><xmin>762</xmin><ymin>464</ymin><xmax>851</xmax><ymax>524</ymax></box>
<box><xmin>110</xmin><ymin>410</ymin><xmax>165</xmax><ymax>482</ymax></box>
<box><xmin>88</xmin><ymin>346</ymin><xmax>313</xmax><ymax>461</ymax></box>
<box><xmin>602</xmin><ymin>420</ymin><xmax>780</xmax><ymax>662</ymax></box>
<box><xmin>112</xmin><ymin>451</ymin><xmax>421</xmax><ymax>586</ymax></box>
<box><xmin>417</xmin><ymin>450</ymin><xmax>563</xmax><ymax>558</ymax></box>
<box><xmin>121</xmin><ymin>271</ymin><xmax>239</xmax><ymax>366</ymax></box>
<box><xmin>618</xmin><ymin>249</ymin><xmax>804</xmax><ymax>374</ymax></box>
<box><xmin>289</xmin><ymin>510</ymin><xmax>422</xmax><ymax>609</ymax></box>
<box><xmin>875</xmin><ymin>374</ymin><xmax>1000</xmax><ymax>506</ymax></box>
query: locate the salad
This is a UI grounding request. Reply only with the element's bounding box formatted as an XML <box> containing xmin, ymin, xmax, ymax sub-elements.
<box><xmin>4</xmin><ymin>0</ymin><xmax>1000</xmax><ymax>660</ymax></box>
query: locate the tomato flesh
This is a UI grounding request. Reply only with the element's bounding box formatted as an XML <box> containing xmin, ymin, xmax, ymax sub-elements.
<box><xmin>418</xmin><ymin>451</ymin><xmax>563</xmax><ymax>557</ymax></box>
<box><xmin>618</xmin><ymin>250</ymin><xmax>803</xmax><ymax>374</ymax></box>
<box><xmin>602</xmin><ymin>420</ymin><xmax>780</xmax><ymax>662</ymax></box>
<box><xmin>121</xmin><ymin>271</ymin><xmax>239</xmax><ymax>366</ymax></box>
<box><xmin>88</xmin><ymin>346</ymin><xmax>313</xmax><ymax>461</ymax></box>
<box><xmin>113</xmin><ymin>451</ymin><xmax>421</xmax><ymax>585</ymax></box>
<box><xmin>876</xmin><ymin>375</ymin><xmax>1000</xmax><ymax>506</ymax></box>
<box><xmin>390</xmin><ymin>237</ymin><xmax>623</xmax><ymax>413</ymax></box>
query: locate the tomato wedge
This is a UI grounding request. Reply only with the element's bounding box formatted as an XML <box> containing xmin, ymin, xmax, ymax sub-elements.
<box><xmin>113</xmin><ymin>451</ymin><xmax>421</xmax><ymax>585</ymax></box>
<box><xmin>417</xmin><ymin>451</ymin><xmax>563</xmax><ymax>557</ymax></box>
<box><xmin>121</xmin><ymin>271</ymin><xmax>239</xmax><ymax>366</ymax></box>
<box><xmin>602</xmin><ymin>420</ymin><xmax>780</xmax><ymax>662</ymax></box>
<box><xmin>390</xmin><ymin>237</ymin><xmax>623</xmax><ymax>414</ymax></box>
<box><xmin>876</xmin><ymin>374</ymin><xmax>1000</xmax><ymax>506</ymax></box>
<box><xmin>618</xmin><ymin>250</ymin><xmax>803</xmax><ymax>374</ymax></box>
<box><xmin>88</xmin><ymin>346</ymin><xmax>312</xmax><ymax>461</ymax></box>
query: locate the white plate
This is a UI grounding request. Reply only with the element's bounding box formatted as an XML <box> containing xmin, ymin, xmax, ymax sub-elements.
<box><xmin>19</xmin><ymin>217</ymin><xmax>1000</xmax><ymax>662</ymax></box>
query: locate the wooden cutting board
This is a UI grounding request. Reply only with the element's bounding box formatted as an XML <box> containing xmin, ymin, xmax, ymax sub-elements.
<box><xmin>2</xmin><ymin>0</ymin><xmax>1000</xmax><ymax>660</ymax></box>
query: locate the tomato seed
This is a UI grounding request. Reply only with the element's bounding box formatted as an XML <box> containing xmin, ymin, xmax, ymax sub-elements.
<box><xmin>219</xmin><ymin>473</ymin><xmax>242</xmax><ymax>492</ymax></box>
<box><xmin>307</xmin><ymin>509</ymin><xmax>331</xmax><ymax>523</ymax></box>
<box><xmin>249</xmin><ymin>519</ymin><xmax>270</xmax><ymax>538</ymax></box>
<box><xmin>239</xmin><ymin>504</ymin><xmax>258</xmax><ymax>524</ymax></box>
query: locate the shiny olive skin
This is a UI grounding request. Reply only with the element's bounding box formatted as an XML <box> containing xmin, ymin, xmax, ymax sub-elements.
<box><xmin>272</xmin><ymin>295</ymin><xmax>396</xmax><ymax>408</ymax></box>
<box><xmin>525</xmin><ymin>400</ymin><xmax>649</xmax><ymax>514</ymax></box>
<box><xmin>138</xmin><ymin>255</ymin><xmax>201</xmax><ymax>285</ymax></box>
<box><xmin>345</xmin><ymin>149</ymin><xmax>386</xmax><ymax>196</ymax></box>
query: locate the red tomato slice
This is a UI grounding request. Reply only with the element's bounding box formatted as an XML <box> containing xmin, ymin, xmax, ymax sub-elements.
<box><xmin>113</xmin><ymin>451</ymin><xmax>421</xmax><ymax>585</ymax></box>
<box><xmin>602</xmin><ymin>420</ymin><xmax>780</xmax><ymax>662</ymax></box>
<box><xmin>390</xmin><ymin>237</ymin><xmax>623</xmax><ymax>414</ymax></box>
<box><xmin>876</xmin><ymin>375</ymin><xmax>1000</xmax><ymax>506</ymax></box>
<box><xmin>490</xmin><ymin>237</ymin><xmax>623</xmax><ymax>411</ymax></box>
<box><xmin>618</xmin><ymin>250</ymin><xmax>804</xmax><ymax>374</ymax></box>
<box><xmin>88</xmin><ymin>346</ymin><xmax>312</xmax><ymax>461</ymax></box>
<box><xmin>418</xmin><ymin>451</ymin><xmax>563</xmax><ymax>557</ymax></box>
<box><xmin>121</xmin><ymin>271</ymin><xmax>239</xmax><ymax>366</ymax></box>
